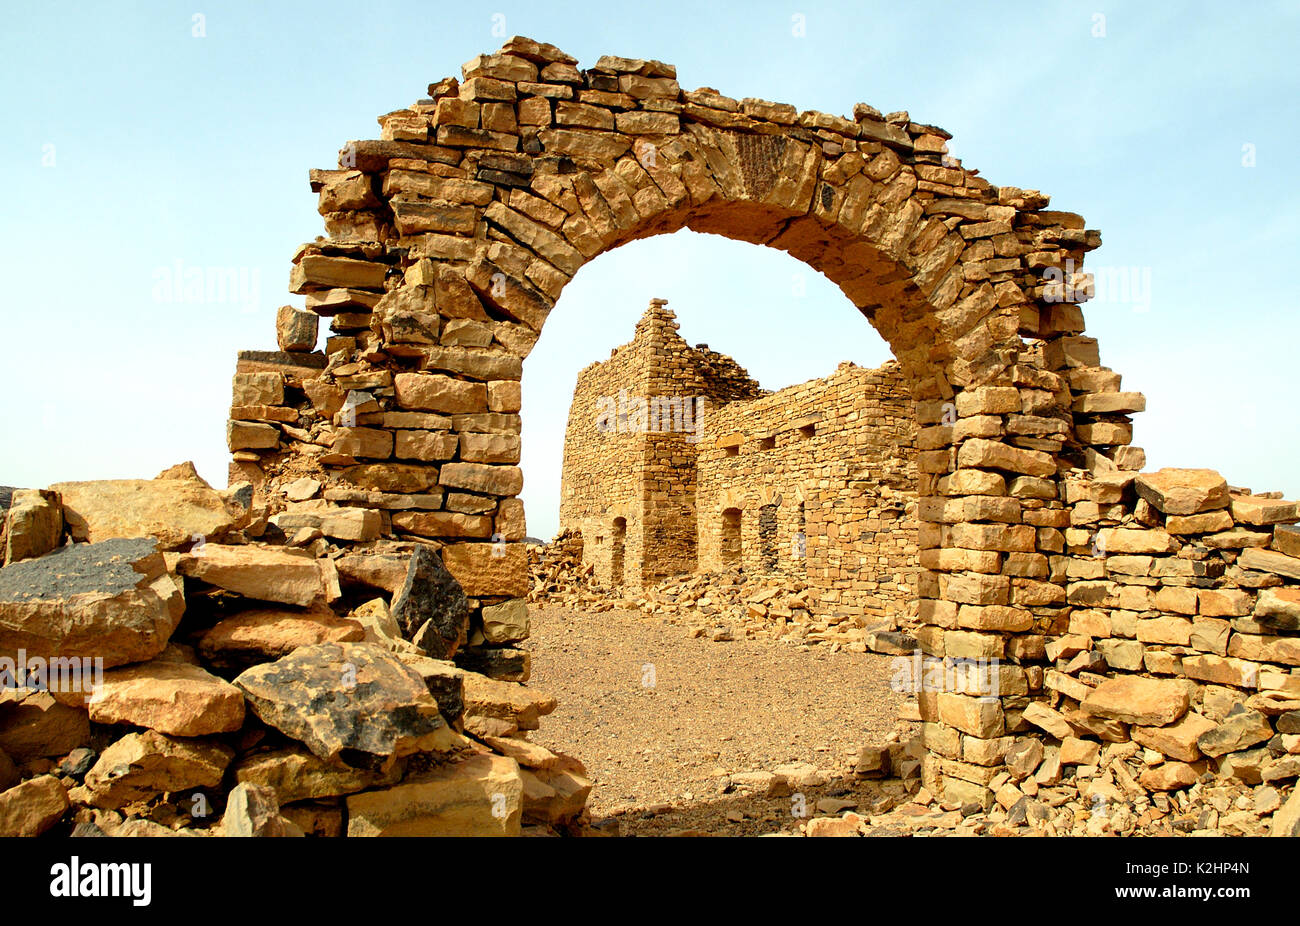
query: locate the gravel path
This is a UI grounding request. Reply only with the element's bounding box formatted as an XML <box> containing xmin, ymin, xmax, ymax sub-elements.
<box><xmin>522</xmin><ymin>605</ymin><xmax>915</xmax><ymax>835</ymax></box>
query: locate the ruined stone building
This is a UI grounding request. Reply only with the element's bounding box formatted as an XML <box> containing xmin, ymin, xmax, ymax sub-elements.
<box><xmin>559</xmin><ymin>299</ymin><xmax>920</xmax><ymax>623</ymax></box>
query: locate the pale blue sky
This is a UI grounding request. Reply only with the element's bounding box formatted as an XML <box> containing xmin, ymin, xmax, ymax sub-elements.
<box><xmin>1</xmin><ymin>1</ymin><xmax>1296</xmax><ymax>540</ymax></box>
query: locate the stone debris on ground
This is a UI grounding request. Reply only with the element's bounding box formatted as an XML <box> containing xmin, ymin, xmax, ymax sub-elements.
<box><xmin>0</xmin><ymin>464</ymin><xmax>589</xmax><ymax>838</ymax></box>
<box><xmin>528</xmin><ymin>531</ymin><xmax>914</xmax><ymax>653</ymax></box>
<box><xmin>3</xmin><ymin>34</ymin><xmax>1300</xmax><ymax>840</ymax></box>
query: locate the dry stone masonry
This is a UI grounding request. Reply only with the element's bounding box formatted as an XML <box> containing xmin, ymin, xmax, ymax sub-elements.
<box><xmin>0</xmin><ymin>464</ymin><xmax>587</xmax><ymax>837</ymax></box>
<box><xmin>0</xmin><ymin>36</ymin><xmax>1298</xmax><ymax>835</ymax></box>
<box><xmin>559</xmin><ymin>298</ymin><xmax>919</xmax><ymax>631</ymax></box>
<box><xmin>205</xmin><ymin>32</ymin><xmax>1300</xmax><ymax>819</ymax></box>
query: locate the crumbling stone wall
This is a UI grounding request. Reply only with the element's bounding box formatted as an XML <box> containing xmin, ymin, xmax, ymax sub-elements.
<box><xmin>559</xmin><ymin>300</ymin><xmax>763</xmax><ymax>588</ymax></box>
<box><xmin>219</xmin><ymin>35</ymin><xmax>1300</xmax><ymax>810</ymax></box>
<box><xmin>696</xmin><ymin>360</ymin><xmax>918</xmax><ymax>624</ymax></box>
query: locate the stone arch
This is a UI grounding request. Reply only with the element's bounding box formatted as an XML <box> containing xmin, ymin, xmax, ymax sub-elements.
<box><xmin>238</xmin><ymin>36</ymin><xmax>1145</xmax><ymax>809</ymax></box>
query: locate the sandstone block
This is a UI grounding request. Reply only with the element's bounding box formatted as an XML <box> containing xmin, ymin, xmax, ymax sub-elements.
<box><xmin>1081</xmin><ymin>676</ymin><xmax>1188</xmax><ymax>726</ymax></box>
<box><xmin>481</xmin><ymin>599</ymin><xmax>530</xmax><ymax>644</ymax></box>
<box><xmin>88</xmin><ymin>657</ymin><xmax>245</xmax><ymax>736</ymax></box>
<box><xmin>3</xmin><ymin>489</ymin><xmax>62</xmax><ymax>565</ymax></box>
<box><xmin>1239</xmin><ymin>548</ymin><xmax>1300</xmax><ymax>581</ymax></box>
<box><xmin>439</xmin><ymin>462</ymin><xmax>524</xmax><ymax>496</ymax></box>
<box><xmin>0</xmin><ymin>775</ymin><xmax>68</xmax><ymax>837</ymax></box>
<box><xmin>395</xmin><ymin>373</ymin><xmax>488</xmax><ymax>413</ymax></box>
<box><xmin>52</xmin><ymin>474</ymin><xmax>241</xmax><ymax>550</ymax></box>
<box><xmin>177</xmin><ymin>544</ymin><xmax>338</xmax><ymax>608</ymax></box>
<box><xmin>78</xmin><ymin>730</ymin><xmax>234</xmax><ymax>809</ymax></box>
<box><xmin>235</xmin><ymin>745</ymin><xmax>403</xmax><ymax>805</ymax></box>
<box><xmin>0</xmin><ymin>538</ymin><xmax>184</xmax><ymax>669</ymax></box>
<box><xmin>1134</xmin><ymin>468</ymin><xmax>1229</xmax><ymax>515</ymax></box>
<box><xmin>234</xmin><ymin>642</ymin><xmax>464</xmax><ymax>770</ymax></box>
<box><xmin>345</xmin><ymin>752</ymin><xmax>522</xmax><ymax>836</ymax></box>
<box><xmin>198</xmin><ymin>607</ymin><xmax>366</xmax><ymax>670</ymax></box>
<box><xmin>276</xmin><ymin>305</ymin><xmax>320</xmax><ymax>352</ymax></box>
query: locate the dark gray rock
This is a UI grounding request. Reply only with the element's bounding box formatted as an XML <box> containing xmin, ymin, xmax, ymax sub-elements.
<box><xmin>390</xmin><ymin>546</ymin><xmax>469</xmax><ymax>659</ymax></box>
<box><xmin>233</xmin><ymin>642</ymin><xmax>461</xmax><ymax>772</ymax></box>
<box><xmin>454</xmin><ymin>645</ymin><xmax>529</xmax><ymax>682</ymax></box>
<box><xmin>0</xmin><ymin>538</ymin><xmax>181</xmax><ymax>669</ymax></box>
<box><xmin>55</xmin><ymin>747</ymin><xmax>97</xmax><ymax>780</ymax></box>
<box><xmin>0</xmin><ymin>537</ymin><xmax>160</xmax><ymax>602</ymax></box>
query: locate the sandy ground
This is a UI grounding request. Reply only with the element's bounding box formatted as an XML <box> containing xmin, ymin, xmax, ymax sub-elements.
<box><xmin>522</xmin><ymin>605</ymin><xmax>917</xmax><ymax>835</ymax></box>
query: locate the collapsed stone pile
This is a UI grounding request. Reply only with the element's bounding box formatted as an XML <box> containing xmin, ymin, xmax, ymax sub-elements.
<box><xmin>0</xmin><ymin>466</ymin><xmax>589</xmax><ymax>837</ymax></box>
<box><xmin>528</xmin><ymin>531</ymin><xmax>917</xmax><ymax>652</ymax></box>
<box><xmin>525</xmin><ymin>530</ymin><xmax>618</xmax><ymax>610</ymax></box>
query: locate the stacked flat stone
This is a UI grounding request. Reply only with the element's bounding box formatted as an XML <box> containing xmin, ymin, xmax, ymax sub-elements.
<box><xmin>0</xmin><ymin>468</ymin><xmax>588</xmax><ymax>837</ymax></box>
<box><xmin>218</xmin><ymin>35</ymin><xmax>1300</xmax><ymax>814</ymax></box>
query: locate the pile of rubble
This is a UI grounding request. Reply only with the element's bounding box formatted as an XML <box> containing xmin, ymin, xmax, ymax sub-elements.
<box><xmin>0</xmin><ymin>466</ymin><xmax>589</xmax><ymax>837</ymax></box>
<box><xmin>525</xmin><ymin>530</ymin><xmax>621</xmax><ymax>610</ymax></box>
<box><xmin>632</xmin><ymin>569</ymin><xmax>839</xmax><ymax>646</ymax></box>
<box><xmin>623</xmin><ymin>725</ymin><xmax>1300</xmax><ymax>837</ymax></box>
<box><xmin>525</xmin><ymin>534</ymin><xmax>916</xmax><ymax>653</ymax></box>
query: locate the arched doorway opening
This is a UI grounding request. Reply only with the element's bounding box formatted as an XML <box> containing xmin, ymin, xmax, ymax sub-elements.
<box><xmin>720</xmin><ymin>507</ymin><xmax>742</xmax><ymax>567</ymax></box>
<box><xmin>610</xmin><ymin>516</ymin><xmax>626</xmax><ymax>589</ymax></box>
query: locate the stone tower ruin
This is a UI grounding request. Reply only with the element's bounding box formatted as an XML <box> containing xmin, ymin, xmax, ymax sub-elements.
<box><xmin>559</xmin><ymin>298</ymin><xmax>921</xmax><ymax>627</ymax></box>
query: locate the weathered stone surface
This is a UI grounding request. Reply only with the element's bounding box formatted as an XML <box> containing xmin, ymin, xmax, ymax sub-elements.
<box><xmin>276</xmin><ymin>305</ymin><xmax>320</xmax><ymax>352</ymax></box>
<box><xmin>221</xmin><ymin>782</ymin><xmax>303</xmax><ymax>837</ymax></box>
<box><xmin>1240</xmin><ymin>548</ymin><xmax>1300</xmax><ymax>581</ymax></box>
<box><xmin>0</xmin><ymin>775</ymin><xmax>69</xmax><ymax>836</ymax></box>
<box><xmin>391</xmin><ymin>510</ymin><xmax>492</xmax><ymax>538</ymax></box>
<box><xmin>3</xmin><ymin>489</ymin><xmax>62</xmax><ymax>565</ymax></box>
<box><xmin>462</xmin><ymin>672</ymin><xmax>556</xmax><ymax>734</ymax></box>
<box><xmin>1197</xmin><ymin>708</ymin><xmax>1274</xmax><ymax>758</ymax></box>
<box><xmin>198</xmin><ymin>606</ymin><xmax>366</xmax><ymax>669</ymax></box>
<box><xmin>1272</xmin><ymin>788</ymin><xmax>1300</xmax><ymax>836</ymax></box>
<box><xmin>51</xmin><ymin>473</ymin><xmax>240</xmax><ymax>550</ymax></box>
<box><xmin>76</xmin><ymin>730</ymin><xmax>234</xmax><ymax>809</ymax></box>
<box><xmin>1130</xmin><ymin>711</ymin><xmax>1216</xmax><ymax>762</ymax></box>
<box><xmin>235</xmin><ymin>745</ymin><xmax>403</xmax><ymax>805</ymax></box>
<box><xmin>395</xmin><ymin>373</ymin><xmax>487</xmax><ymax>413</ymax></box>
<box><xmin>481</xmin><ymin>598</ymin><xmax>529</xmax><ymax>644</ymax></box>
<box><xmin>1138</xmin><ymin>761</ymin><xmax>1198</xmax><ymax>791</ymax></box>
<box><xmin>1081</xmin><ymin>676</ymin><xmax>1188</xmax><ymax>726</ymax></box>
<box><xmin>956</xmin><ymin>439</ymin><xmax>1055</xmax><ymax>477</ymax></box>
<box><xmin>454</xmin><ymin>645</ymin><xmax>530</xmax><ymax>682</ymax></box>
<box><xmin>1256</xmin><ymin>587</ymin><xmax>1300</xmax><ymax>631</ymax></box>
<box><xmin>442</xmin><ymin>543</ymin><xmax>528</xmax><ymax>597</ymax></box>
<box><xmin>392</xmin><ymin>652</ymin><xmax>466</xmax><ymax>726</ymax></box>
<box><xmin>520</xmin><ymin>755</ymin><xmax>592</xmax><ymax>824</ymax></box>
<box><xmin>0</xmin><ymin>538</ymin><xmax>184</xmax><ymax>668</ymax></box>
<box><xmin>1231</xmin><ymin>495</ymin><xmax>1299</xmax><ymax>526</ymax></box>
<box><xmin>345</xmin><ymin>752</ymin><xmax>523</xmax><ymax>836</ymax></box>
<box><xmin>1275</xmin><ymin>524</ymin><xmax>1300</xmax><ymax>558</ymax></box>
<box><xmin>233</xmin><ymin>642</ymin><xmax>465</xmax><ymax>770</ymax></box>
<box><xmin>0</xmin><ymin>689</ymin><xmax>91</xmax><ymax>761</ymax></box>
<box><xmin>439</xmin><ymin>462</ymin><xmax>524</xmax><ymax>496</ymax></box>
<box><xmin>177</xmin><ymin>544</ymin><xmax>339</xmax><ymax>607</ymax></box>
<box><xmin>0</xmin><ymin>747</ymin><xmax>17</xmax><ymax>791</ymax></box>
<box><xmin>1021</xmin><ymin>702</ymin><xmax>1073</xmax><ymax>739</ymax></box>
<box><xmin>390</xmin><ymin>545</ymin><xmax>470</xmax><ymax>659</ymax></box>
<box><xmin>88</xmin><ymin>657</ymin><xmax>245</xmax><ymax>736</ymax></box>
<box><xmin>481</xmin><ymin>735</ymin><xmax>559</xmax><ymax>770</ymax></box>
<box><xmin>290</xmin><ymin>254</ymin><xmax>387</xmax><ymax>292</ymax></box>
<box><xmin>336</xmin><ymin>552</ymin><xmax>411</xmax><ymax>594</ymax></box>
<box><xmin>1134</xmin><ymin>468</ymin><xmax>1229</xmax><ymax>515</ymax></box>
